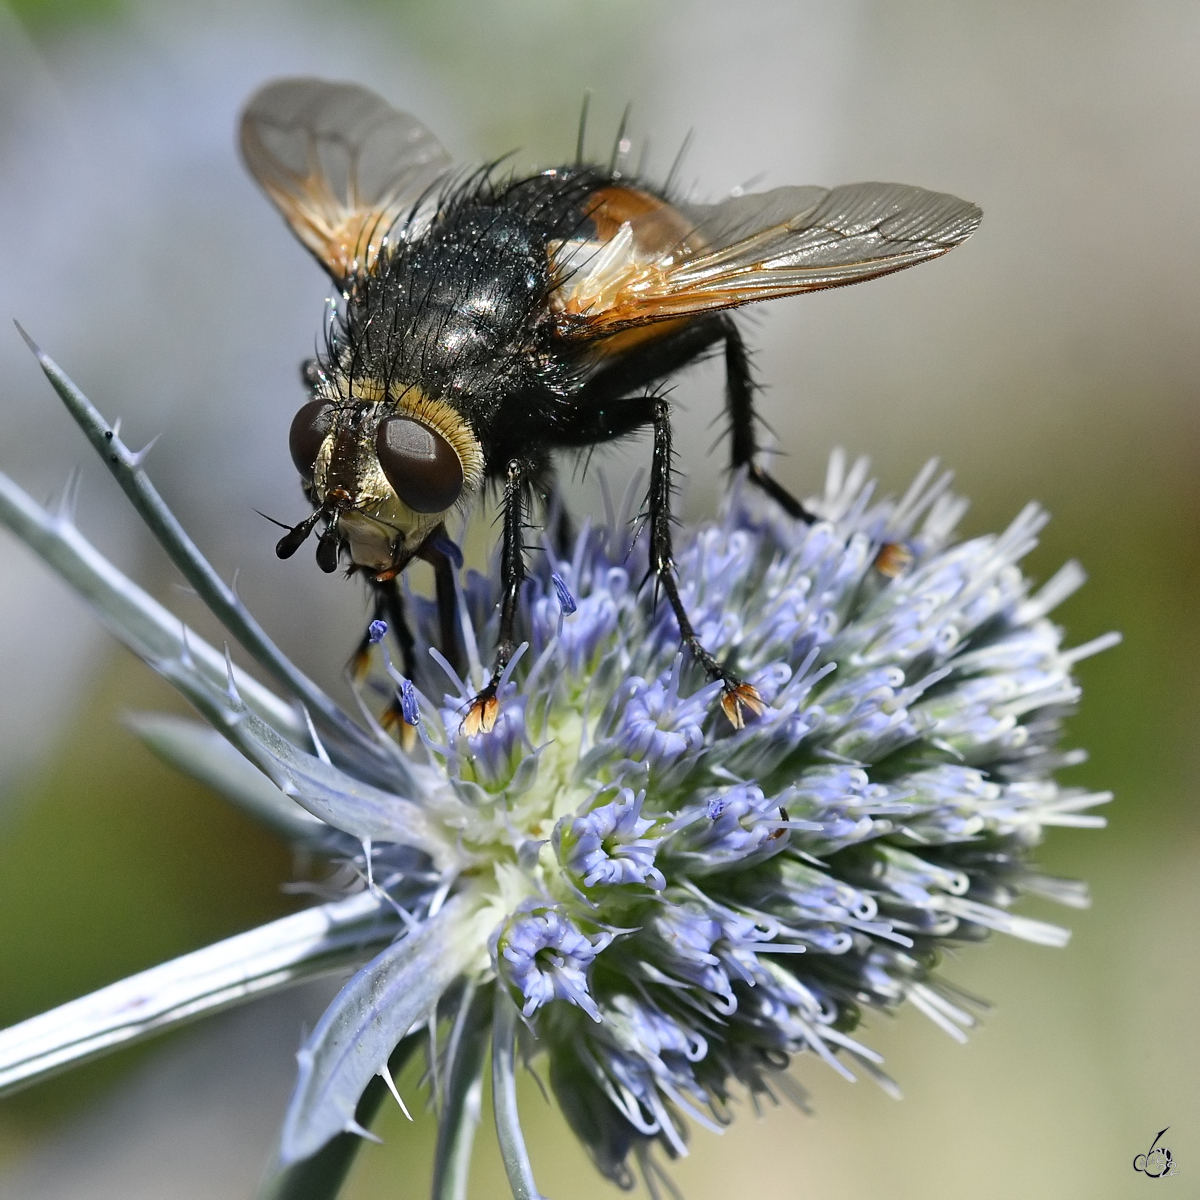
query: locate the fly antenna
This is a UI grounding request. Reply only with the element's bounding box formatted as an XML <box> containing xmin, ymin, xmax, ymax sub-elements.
<box><xmin>315</xmin><ymin>514</ymin><xmax>341</xmax><ymax>574</ymax></box>
<box><xmin>254</xmin><ymin>508</ymin><xmax>295</xmax><ymax>532</ymax></box>
<box><xmin>575</xmin><ymin>91</ymin><xmax>592</xmax><ymax>166</ymax></box>
<box><xmin>275</xmin><ymin>507</ymin><xmax>325</xmax><ymax>560</ymax></box>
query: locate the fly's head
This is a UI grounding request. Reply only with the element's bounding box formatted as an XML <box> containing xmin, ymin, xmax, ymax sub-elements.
<box><xmin>281</xmin><ymin>365</ymin><xmax>485</xmax><ymax>576</ymax></box>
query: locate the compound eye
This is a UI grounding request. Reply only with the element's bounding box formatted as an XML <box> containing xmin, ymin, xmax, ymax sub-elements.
<box><xmin>288</xmin><ymin>400</ymin><xmax>334</xmax><ymax>481</ymax></box>
<box><xmin>375</xmin><ymin>416</ymin><xmax>464</xmax><ymax>513</ymax></box>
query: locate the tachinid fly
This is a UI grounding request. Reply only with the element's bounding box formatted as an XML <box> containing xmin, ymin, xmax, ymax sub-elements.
<box><xmin>240</xmin><ymin>78</ymin><xmax>981</xmax><ymax>735</ymax></box>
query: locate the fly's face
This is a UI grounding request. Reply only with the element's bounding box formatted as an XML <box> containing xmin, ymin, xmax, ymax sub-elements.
<box><xmin>286</xmin><ymin>375</ymin><xmax>484</xmax><ymax>575</ymax></box>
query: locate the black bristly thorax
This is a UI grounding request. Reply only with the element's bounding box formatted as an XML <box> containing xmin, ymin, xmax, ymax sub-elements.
<box><xmin>324</xmin><ymin>167</ymin><xmax>612</xmax><ymax>478</ymax></box>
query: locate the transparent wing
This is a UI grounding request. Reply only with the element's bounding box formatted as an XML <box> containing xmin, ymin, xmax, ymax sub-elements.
<box><xmin>239</xmin><ymin>77</ymin><xmax>452</xmax><ymax>280</ymax></box>
<box><xmin>674</xmin><ymin>185</ymin><xmax>830</xmax><ymax>250</ymax></box>
<box><xmin>552</xmin><ymin>182</ymin><xmax>981</xmax><ymax>335</ymax></box>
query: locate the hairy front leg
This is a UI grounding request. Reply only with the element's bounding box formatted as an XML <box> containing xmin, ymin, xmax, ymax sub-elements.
<box><xmin>415</xmin><ymin>526</ymin><xmax>464</xmax><ymax>681</ymax></box>
<box><xmin>350</xmin><ymin>574</ymin><xmax>416</xmax><ymax>683</ymax></box>
<box><xmin>347</xmin><ymin>574</ymin><xmax>421</xmax><ymax>744</ymax></box>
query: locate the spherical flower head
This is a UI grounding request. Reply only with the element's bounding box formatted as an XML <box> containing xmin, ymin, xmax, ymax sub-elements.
<box><xmin>0</xmin><ymin>405</ymin><xmax>1115</xmax><ymax>1200</ymax></box>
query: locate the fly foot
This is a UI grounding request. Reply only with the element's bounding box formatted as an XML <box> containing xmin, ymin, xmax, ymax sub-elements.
<box><xmin>461</xmin><ymin>684</ymin><xmax>501</xmax><ymax>737</ymax></box>
<box><xmin>718</xmin><ymin>677</ymin><xmax>765</xmax><ymax>730</ymax></box>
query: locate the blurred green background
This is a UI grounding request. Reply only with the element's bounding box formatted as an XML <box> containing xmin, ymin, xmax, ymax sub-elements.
<box><xmin>0</xmin><ymin>1</ymin><xmax>1196</xmax><ymax>1198</ymax></box>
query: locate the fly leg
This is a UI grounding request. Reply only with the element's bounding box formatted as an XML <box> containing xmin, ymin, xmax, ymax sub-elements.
<box><xmin>649</xmin><ymin>397</ymin><xmax>763</xmax><ymax>729</ymax></box>
<box><xmin>348</xmin><ymin>575</ymin><xmax>421</xmax><ymax>745</ymax></box>
<box><xmin>722</xmin><ymin>318</ymin><xmax>814</xmax><ymax>520</ymax></box>
<box><xmin>462</xmin><ymin>459</ymin><xmax>529</xmax><ymax>735</ymax></box>
<box><xmin>350</xmin><ymin>575</ymin><xmax>417</xmax><ymax>682</ymax></box>
<box><xmin>415</xmin><ymin>526</ymin><xmax>464</xmax><ymax>679</ymax></box>
<box><xmin>354</xmin><ymin>529</ymin><xmax>466</xmax><ymax>744</ymax></box>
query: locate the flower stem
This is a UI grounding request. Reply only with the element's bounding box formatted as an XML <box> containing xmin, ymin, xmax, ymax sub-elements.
<box><xmin>432</xmin><ymin>982</ymin><xmax>494</xmax><ymax>1200</ymax></box>
<box><xmin>492</xmin><ymin>990</ymin><xmax>547</xmax><ymax>1200</ymax></box>
<box><xmin>0</xmin><ymin>892</ymin><xmax>400</xmax><ymax>1097</ymax></box>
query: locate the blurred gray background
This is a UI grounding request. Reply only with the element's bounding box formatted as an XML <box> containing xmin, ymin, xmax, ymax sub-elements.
<box><xmin>0</xmin><ymin>2</ymin><xmax>1196</xmax><ymax>1198</ymax></box>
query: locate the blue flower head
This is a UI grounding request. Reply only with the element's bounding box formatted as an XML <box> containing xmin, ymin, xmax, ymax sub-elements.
<box><xmin>0</xmin><ymin>349</ymin><xmax>1115</xmax><ymax>1200</ymax></box>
